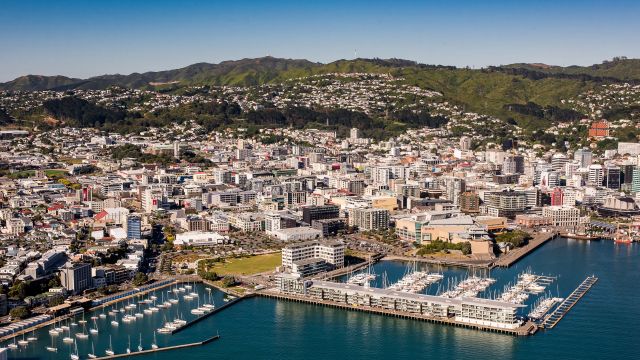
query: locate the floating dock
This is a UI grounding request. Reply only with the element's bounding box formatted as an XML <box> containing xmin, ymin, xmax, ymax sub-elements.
<box><xmin>92</xmin><ymin>335</ymin><xmax>220</xmax><ymax>359</ymax></box>
<box><xmin>541</xmin><ymin>276</ymin><xmax>598</xmax><ymax>329</ymax></box>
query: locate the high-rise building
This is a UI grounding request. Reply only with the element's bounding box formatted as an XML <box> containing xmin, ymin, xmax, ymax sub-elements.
<box><xmin>59</xmin><ymin>263</ymin><xmax>92</xmax><ymax>295</ymax></box>
<box><xmin>574</xmin><ymin>148</ymin><xmax>593</xmax><ymax>168</ymax></box>
<box><xmin>126</xmin><ymin>214</ymin><xmax>142</xmax><ymax>240</ymax></box>
<box><xmin>632</xmin><ymin>167</ymin><xmax>640</xmax><ymax>194</ymax></box>
<box><xmin>441</xmin><ymin>177</ymin><xmax>466</xmax><ymax>205</ymax></box>
<box><xmin>550</xmin><ymin>188</ymin><xmax>564</xmax><ymax>206</ymax></box>
<box><xmin>459</xmin><ymin>192</ymin><xmax>480</xmax><ymax>214</ymax></box>
<box><xmin>350</xmin><ymin>128</ymin><xmax>360</xmax><ymax>139</ymax></box>
<box><xmin>459</xmin><ymin>136</ymin><xmax>472</xmax><ymax>151</ymax></box>
<box><xmin>604</xmin><ymin>165</ymin><xmax>621</xmax><ymax>190</ymax></box>
<box><xmin>588</xmin><ymin>164</ymin><xmax>604</xmax><ymax>186</ymax></box>
<box><xmin>503</xmin><ymin>155</ymin><xmax>525</xmax><ymax>174</ymax></box>
<box><xmin>348</xmin><ymin>208</ymin><xmax>390</xmax><ymax>230</ymax></box>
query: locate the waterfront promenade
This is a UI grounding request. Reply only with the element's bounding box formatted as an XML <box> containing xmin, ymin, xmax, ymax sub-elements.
<box><xmin>492</xmin><ymin>231</ymin><xmax>558</xmax><ymax>268</ymax></box>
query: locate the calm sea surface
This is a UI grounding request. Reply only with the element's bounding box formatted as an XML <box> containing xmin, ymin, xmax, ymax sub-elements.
<box><xmin>4</xmin><ymin>238</ymin><xmax>638</xmax><ymax>360</ymax></box>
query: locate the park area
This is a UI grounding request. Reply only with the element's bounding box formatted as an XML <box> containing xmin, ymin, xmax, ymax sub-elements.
<box><xmin>200</xmin><ymin>252</ymin><xmax>281</xmax><ymax>276</ymax></box>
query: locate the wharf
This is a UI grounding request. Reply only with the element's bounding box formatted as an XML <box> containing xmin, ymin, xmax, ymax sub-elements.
<box><xmin>92</xmin><ymin>335</ymin><xmax>220</xmax><ymax>359</ymax></box>
<box><xmin>170</xmin><ymin>294</ymin><xmax>252</xmax><ymax>334</ymax></box>
<box><xmin>320</xmin><ymin>254</ymin><xmax>382</xmax><ymax>280</ymax></box>
<box><xmin>541</xmin><ymin>276</ymin><xmax>598</xmax><ymax>329</ymax></box>
<box><xmin>258</xmin><ymin>291</ymin><xmax>537</xmax><ymax>336</ymax></box>
<box><xmin>492</xmin><ymin>232</ymin><xmax>557</xmax><ymax>268</ymax></box>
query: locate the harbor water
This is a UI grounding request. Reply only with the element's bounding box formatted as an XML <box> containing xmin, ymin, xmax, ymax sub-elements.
<box><xmin>4</xmin><ymin>238</ymin><xmax>638</xmax><ymax>359</ymax></box>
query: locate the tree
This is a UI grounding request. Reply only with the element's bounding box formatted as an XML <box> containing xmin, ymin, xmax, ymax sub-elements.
<box><xmin>8</xmin><ymin>281</ymin><xmax>28</xmax><ymax>299</ymax></box>
<box><xmin>48</xmin><ymin>295</ymin><xmax>65</xmax><ymax>307</ymax></box>
<box><xmin>132</xmin><ymin>272</ymin><xmax>149</xmax><ymax>286</ymax></box>
<box><xmin>10</xmin><ymin>306</ymin><xmax>30</xmax><ymax>320</ymax></box>
<box><xmin>221</xmin><ymin>276</ymin><xmax>238</xmax><ymax>288</ymax></box>
<box><xmin>495</xmin><ymin>230</ymin><xmax>531</xmax><ymax>248</ymax></box>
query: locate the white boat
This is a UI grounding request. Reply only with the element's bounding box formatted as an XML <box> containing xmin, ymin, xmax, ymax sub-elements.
<box><xmin>49</xmin><ymin>328</ymin><xmax>60</xmax><ymax>336</ymax></box>
<box><xmin>18</xmin><ymin>335</ymin><xmax>29</xmax><ymax>346</ymax></box>
<box><xmin>63</xmin><ymin>336</ymin><xmax>74</xmax><ymax>344</ymax></box>
<box><xmin>111</xmin><ymin>320</ymin><xmax>119</xmax><ymax>327</ymax></box>
<box><xmin>135</xmin><ymin>312</ymin><xmax>144</xmax><ymax>318</ymax></box>
<box><xmin>126</xmin><ymin>336</ymin><xmax>131</xmax><ymax>354</ymax></box>
<box><xmin>46</xmin><ymin>346</ymin><xmax>58</xmax><ymax>352</ymax></box>
<box><xmin>27</xmin><ymin>330</ymin><xmax>38</xmax><ymax>341</ymax></box>
<box><xmin>71</xmin><ymin>343</ymin><xmax>80</xmax><ymax>360</ymax></box>
<box><xmin>90</xmin><ymin>319</ymin><xmax>99</xmax><ymax>334</ymax></box>
<box><xmin>157</xmin><ymin>327</ymin><xmax>172</xmax><ymax>334</ymax></box>
<box><xmin>137</xmin><ymin>333</ymin><xmax>143</xmax><ymax>352</ymax></box>
<box><xmin>105</xmin><ymin>335</ymin><xmax>115</xmax><ymax>356</ymax></box>
<box><xmin>151</xmin><ymin>331</ymin><xmax>159</xmax><ymax>349</ymax></box>
<box><xmin>7</xmin><ymin>336</ymin><xmax>17</xmax><ymax>350</ymax></box>
<box><xmin>88</xmin><ymin>342</ymin><xmax>97</xmax><ymax>358</ymax></box>
<box><xmin>144</xmin><ymin>308</ymin><xmax>153</xmax><ymax>315</ymax></box>
<box><xmin>76</xmin><ymin>332</ymin><xmax>89</xmax><ymax>339</ymax></box>
<box><xmin>184</xmin><ymin>284</ymin><xmax>192</xmax><ymax>290</ymax></box>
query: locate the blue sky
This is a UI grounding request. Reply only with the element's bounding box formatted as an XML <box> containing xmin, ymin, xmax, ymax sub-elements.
<box><xmin>0</xmin><ymin>0</ymin><xmax>638</xmax><ymax>81</ymax></box>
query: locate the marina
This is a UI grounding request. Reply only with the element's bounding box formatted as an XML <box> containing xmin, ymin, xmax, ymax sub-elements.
<box><xmin>1</xmin><ymin>238</ymin><xmax>632</xmax><ymax>360</ymax></box>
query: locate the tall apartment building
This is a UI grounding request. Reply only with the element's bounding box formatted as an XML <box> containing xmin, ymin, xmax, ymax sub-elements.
<box><xmin>441</xmin><ymin>177</ymin><xmax>466</xmax><ymax>205</ymax></box>
<box><xmin>588</xmin><ymin>164</ymin><xmax>604</xmax><ymax>186</ymax></box>
<box><xmin>349</xmin><ymin>208</ymin><xmax>390</xmax><ymax>230</ymax></box>
<box><xmin>459</xmin><ymin>191</ymin><xmax>480</xmax><ymax>214</ymax></box>
<box><xmin>484</xmin><ymin>191</ymin><xmax>527</xmax><ymax>218</ymax></box>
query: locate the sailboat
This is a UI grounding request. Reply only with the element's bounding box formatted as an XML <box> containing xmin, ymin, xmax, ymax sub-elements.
<box><xmin>111</xmin><ymin>312</ymin><xmax>119</xmax><ymax>327</ymax></box>
<box><xmin>151</xmin><ymin>331</ymin><xmax>159</xmax><ymax>349</ymax></box>
<box><xmin>27</xmin><ymin>329</ymin><xmax>38</xmax><ymax>341</ymax></box>
<box><xmin>90</xmin><ymin>318</ymin><xmax>99</xmax><ymax>334</ymax></box>
<box><xmin>105</xmin><ymin>335</ymin><xmax>115</xmax><ymax>356</ymax></box>
<box><xmin>88</xmin><ymin>342</ymin><xmax>97</xmax><ymax>359</ymax></box>
<box><xmin>99</xmin><ymin>307</ymin><xmax>107</xmax><ymax>319</ymax></box>
<box><xmin>79</xmin><ymin>314</ymin><xmax>87</xmax><ymax>325</ymax></box>
<box><xmin>138</xmin><ymin>333</ymin><xmax>143</xmax><ymax>352</ymax></box>
<box><xmin>62</xmin><ymin>327</ymin><xmax>74</xmax><ymax>343</ymax></box>
<box><xmin>70</xmin><ymin>342</ymin><xmax>80</xmax><ymax>360</ymax></box>
<box><xmin>7</xmin><ymin>335</ymin><xmax>17</xmax><ymax>349</ymax></box>
<box><xmin>49</xmin><ymin>318</ymin><xmax>61</xmax><ymax>336</ymax></box>
<box><xmin>46</xmin><ymin>335</ymin><xmax>58</xmax><ymax>352</ymax></box>
<box><xmin>126</xmin><ymin>335</ymin><xmax>131</xmax><ymax>354</ymax></box>
<box><xmin>18</xmin><ymin>333</ymin><xmax>29</xmax><ymax>346</ymax></box>
<box><xmin>191</xmin><ymin>297</ymin><xmax>204</xmax><ymax>315</ymax></box>
<box><xmin>76</xmin><ymin>321</ymin><xmax>89</xmax><ymax>339</ymax></box>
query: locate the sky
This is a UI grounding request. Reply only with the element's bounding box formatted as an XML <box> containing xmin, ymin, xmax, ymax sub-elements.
<box><xmin>0</xmin><ymin>0</ymin><xmax>639</xmax><ymax>82</ymax></box>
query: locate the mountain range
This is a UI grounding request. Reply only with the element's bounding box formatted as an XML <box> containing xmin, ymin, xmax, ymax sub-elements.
<box><xmin>2</xmin><ymin>57</ymin><xmax>640</xmax><ymax>92</ymax></box>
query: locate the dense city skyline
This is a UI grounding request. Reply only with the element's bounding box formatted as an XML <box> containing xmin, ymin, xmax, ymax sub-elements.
<box><xmin>1</xmin><ymin>0</ymin><xmax>640</xmax><ymax>81</ymax></box>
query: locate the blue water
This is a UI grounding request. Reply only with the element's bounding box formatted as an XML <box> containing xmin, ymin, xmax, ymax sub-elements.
<box><xmin>5</xmin><ymin>238</ymin><xmax>638</xmax><ymax>359</ymax></box>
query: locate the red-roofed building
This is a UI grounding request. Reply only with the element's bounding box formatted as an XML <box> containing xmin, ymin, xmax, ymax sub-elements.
<box><xmin>588</xmin><ymin>120</ymin><xmax>610</xmax><ymax>138</ymax></box>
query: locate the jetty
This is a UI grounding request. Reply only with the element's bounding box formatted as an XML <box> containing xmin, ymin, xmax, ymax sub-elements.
<box><xmin>492</xmin><ymin>231</ymin><xmax>557</xmax><ymax>268</ymax></box>
<box><xmin>170</xmin><ymin>295</ymin><xmax>251</xmax><ymax>334</ymax></box>
<box><xmin>259</xmin><ymin>290</ymin><xmax>537</xmax><ymax>336</ymax></box>
<box><xmin>541</xmin><ymin>276</ymin><xmax>598</xmax><ymax>329</ymax></box>
<box><xmin>92</xmin><ymin>335</ymin><xmax>220</xmax><ymax>359</ymax></box>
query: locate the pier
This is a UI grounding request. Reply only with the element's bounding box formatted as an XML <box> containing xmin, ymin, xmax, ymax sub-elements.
<box><xmin>170</xmin><ymin>295</ymin><xmax>251</xmax><ymax>334</ymax></box>
<box><xmin>541</xmin><ymin>276</ymin><xmax>598</xmax><ymax>329</ymax></box>
<box><xmin>258</xmin><ymin>290</ymin><xmax>537</xmax><ymax>336</ymax></box>
<box><xmin>92</xmin><ymin>335</ymin><xmax>220</xmax><ymax>359</ymax></box>
<box><xmin>492</xmin><ymin>231</ymin><xmax>557</xmax><ymax>268</ymax></box>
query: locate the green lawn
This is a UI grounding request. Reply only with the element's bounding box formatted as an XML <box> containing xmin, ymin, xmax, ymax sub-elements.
<box><xmin>203</xmin><ymin>253</ymin><xmax>281</xmax><ymax>276</ymax></box>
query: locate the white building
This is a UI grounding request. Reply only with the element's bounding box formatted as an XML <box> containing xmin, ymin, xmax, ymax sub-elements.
<box><xmin>542</xmin><ymin>206</ymin><xmax>580</xmax><ymax>229</ymax></box>
<box><xmin>174</xmin><ymin>231</ymin><xmax>230</xmax><ymax>247</ymax></box>
<box><xmin>281</xmin><ymin>240</ymin><xmax>345</xmax><ymax>269</ymax></box>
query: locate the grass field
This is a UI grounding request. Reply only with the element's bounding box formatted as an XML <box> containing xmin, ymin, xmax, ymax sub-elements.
<box><xmin>203</xmin><ymin>253</ymin><xmax>281</xmax><ymax>276</ymax></box>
